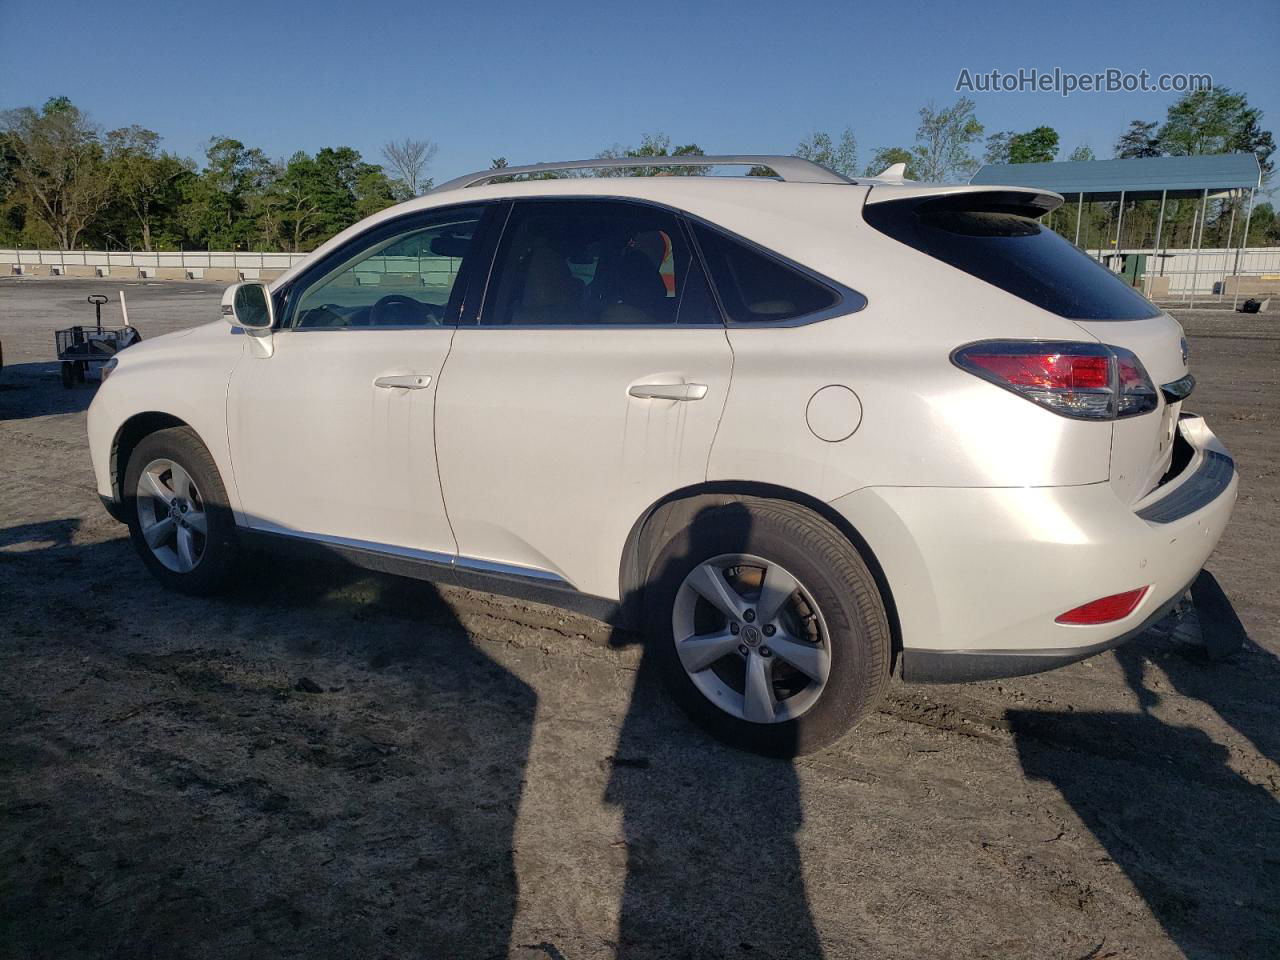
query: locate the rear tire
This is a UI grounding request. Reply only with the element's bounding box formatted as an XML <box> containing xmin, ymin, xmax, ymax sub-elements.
<box><xmin>644</xmin><ymin>498</ymin><xmax>891</xmax><ymax>757</ymax></box>
<box><xmin>124</xmin><ymin>426</ymin><xmax>238</xmax><ymax>596</ymax></box>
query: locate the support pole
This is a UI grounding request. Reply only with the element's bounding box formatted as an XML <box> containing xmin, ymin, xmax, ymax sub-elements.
<box><xmin>1075</xmin><ymin>192</ymin><xmax>1084</xmax><ymax>247</ymax></box>
<box><xmin>1113</xmin><ymin>190</ymin><xmax>1126</xmax><ymax>277</ymax></box>
<box><xmin>1146</xmin><ymin>189</ymin><xmax>1167</xmax><ymax>298</ymax></box>
<box><xmin>1218</xmin><ymin>193</ymin><xmax>1237</xmax><ymax>301</ymax></box>
<box><xmin>1232</xmin><ymin>187</ymin><xmax>1257</xmax><ymax>312</ymax></box>
<box><xmin>1189</xmin><ymin>188</ymin><xmax>1208</xmax><ymax>308</ymax></box>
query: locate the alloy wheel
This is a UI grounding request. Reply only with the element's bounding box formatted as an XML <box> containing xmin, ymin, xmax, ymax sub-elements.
<box><xmin>671</xmin><ymin>553</ymin><xmax>832</xmax><ymax>723</ymax></box>
<box><xmin>135</xmin><ymin>458</ymin><xmax>208</xmax><ymax>574</ymax></box>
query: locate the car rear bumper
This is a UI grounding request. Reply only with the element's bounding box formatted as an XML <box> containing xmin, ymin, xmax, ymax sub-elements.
<box><xmin>828</xmin><ymin>413</ymin><xmax>1237</xmax><ymax>683</ymax></box>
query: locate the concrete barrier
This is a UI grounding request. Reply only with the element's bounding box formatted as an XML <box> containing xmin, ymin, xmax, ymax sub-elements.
<box><xmin>101</xmin><ymin>266</ymin><xmax>140</xmax><ymax>279</ymax></box>
<box><xmin>258</xmin><ymin>269</ymin><xmax>285</xmax><ymax>281</ymax></box>
<box><xmin>63</xmin><ymin>264</ymin><xmax>97</xmax><ymax>277</ymax></box>
<box><xmin>1220</xmin><ymin>276</ymin><xmax>1280</xmax><ymax>297</ymax></box>
<box><xmin>203</xmin><ymin>267</ymin><xmax>240</xmax><ymax>282</ymax></box>
<box><xmin>1146</xmin><ymin>276</ymin><xmax>1172</xmax><ymax>298</ymax></box>
<box><xmin>18</xmin><ymin>264</ymin><xmax>50</xmax><ymax>276</ymax></box>
<box><xmin>153</xmin><ymin>267</ymin><xmax>189</xmax><ymax>280</ymax></box>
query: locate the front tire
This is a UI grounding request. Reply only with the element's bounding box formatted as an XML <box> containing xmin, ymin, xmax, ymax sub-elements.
<box><xmin>644</xmin><ymin>499</ymin><xmax>891</xmax><ymax>756</ymax></box>
<box><xmin>124</xmin><ymin>426</ymin><xmax>238</xmax><ymax>596</ymax></box>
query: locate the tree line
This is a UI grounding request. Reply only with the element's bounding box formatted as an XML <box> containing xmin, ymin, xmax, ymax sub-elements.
<box><xmin>0</xmin><ymin>97</ymin><xmax>434</xmax><ymax>253</ymax></box>
<box><xmin>2</xmin><ymin>88</ymin><xmax>1276</xmax><ymax>254</ymax></box>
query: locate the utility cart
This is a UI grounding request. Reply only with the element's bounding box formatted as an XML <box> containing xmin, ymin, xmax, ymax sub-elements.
<box><xmin>56</xmin><ymin>294</ymin><xmax>141</xmax><ymax>387</ymax></box>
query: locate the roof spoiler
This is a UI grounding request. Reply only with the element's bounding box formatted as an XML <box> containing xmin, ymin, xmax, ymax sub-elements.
<box><xmin>865</xmin><ymin>184</ymin><xmax>1064</xmax><ymax>216</ymax></box>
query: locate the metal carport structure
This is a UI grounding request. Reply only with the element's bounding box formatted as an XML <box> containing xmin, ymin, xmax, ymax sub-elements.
<box><xmin>971</xmin><ymin>154</ymin><xmax>1264</xmax><ymax>307</ymax></box>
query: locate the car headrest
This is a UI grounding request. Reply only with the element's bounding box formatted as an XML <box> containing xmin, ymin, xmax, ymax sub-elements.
<box><xmin>430</xmin><ymin>235</ymin><xmax>470</xmax><ymax>258</ymax></box>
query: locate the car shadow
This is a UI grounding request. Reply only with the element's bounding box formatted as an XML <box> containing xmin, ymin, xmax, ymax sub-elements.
<box><xmin>0</xmin><ymin>517</ymin><xmax>534</xmax><ymax>959</ymax></box>
<box><xmin>604</xmin><ymin>503</ymin><xmax>825</xmax><ymax>959</ymax></box>
<box><xmin>1009</xmin><ymin>575</ymin><xmax>1280</xmax><ymax>960</ymax></box>
<box><xmin>0</xmin><ymin>361</ymin><xmax>97</xmax><ymax>420</ymax></box>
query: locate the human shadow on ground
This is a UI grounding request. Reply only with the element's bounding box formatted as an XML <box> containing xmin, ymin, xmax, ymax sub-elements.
<box><xmin>1010</xmin><ymin>574</ymin><xmax>1280</xmax><ymax>960</ymax></box>
<box><xmin>605</xmin><ymin>503</ymin><xmax>824</xmax><ymax>960</ymax></box>
<box><xmin>0</xmin><ymin>517</ymin><xmax>533</xmax><ymax>960</ymax></box>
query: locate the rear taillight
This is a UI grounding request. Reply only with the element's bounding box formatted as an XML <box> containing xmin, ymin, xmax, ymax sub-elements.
<box><xmin>1114</xmin><ymin>347</ymin><xmax>1159</xmax><ymax>416</ymax></box>
<box><xmin>953</xmin><ymin>340</ymin><xmax>1159</xmax><ymax>420</ymax></box>
<box><xmin>1055</xmin><ymin>586</ymin><xmax>1149</xmax><ymax>625</ymax></box>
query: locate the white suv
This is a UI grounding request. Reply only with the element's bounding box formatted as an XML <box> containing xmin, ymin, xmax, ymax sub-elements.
<box><xmin>87</xmin><ymin>155</ymin><xmax>1237</xmax><ymax>755</ymax></box>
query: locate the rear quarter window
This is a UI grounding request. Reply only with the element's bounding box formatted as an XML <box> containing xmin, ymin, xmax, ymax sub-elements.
<box><xmin>864</xmin><ymin>197</ymin><xmax>1161</xmax><ymax>321</ymax></box>
<box><xmin>691</xmin><ymin>222</ymin><xmax>845</xmax><ymax>324</ymax></box>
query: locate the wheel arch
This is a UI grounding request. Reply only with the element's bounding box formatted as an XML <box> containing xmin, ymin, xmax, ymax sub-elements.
<box><xmin>110</xmin><ymin>412</ymin><xmax>195</xmax><ymax>504</ymax></box>
<box><xmin>617</xmin><ymin>481</ymin><xmax>903</xmax><ymax>671</ymax></box>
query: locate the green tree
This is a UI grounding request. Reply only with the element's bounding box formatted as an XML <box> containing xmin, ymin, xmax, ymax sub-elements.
<box><xmin>1008</xmin><ymin>126</ymin><xmax>1059</xmax><ymax>164</ymax></box>
<box><xmin>0</xmin><ymin>96</ymin><xmax>110</xmax><ymax>248</ymax></box>
<box><xmin>103</xmin><ymin>125</ymin><xmax>193</xmax><ymax>250</ymax></box>
<box><xmin>0</xmin><ymin>128</ymin><xmax>25</xmax><ymax>243</ymax></box>
<box><xmin>983</xmin><ymin>127</ymin><xmax>1059</xmax><ymax>165</ymax></box>
<box><xmin>863</xmin><ymin>146</ymin><xmax>917</xmax><ymax>179</ymax></box>
<box><xmin>983</xmin><ymin>131</ymin><xmax>1013</xmax><ymax>165</ymax></box>
<box><xmin>1067</xmin><ymin>144</ymin><xmax>1096</xmax><ymax>162</ymax></box>
<box><xmin>182</xmin><ymin>136</ymin><xmax>275</xmax><ymax>249</ymax></box>
<box><xmin>259</xmin><ymin>145</ymin><xmax>398</xmax><ymax>251</ymax></box>
<box><xmin>794</xmin><ymin>127</ymin><xmax>858</xmax><ymax>177</ymax></box>
<box><xmin>1115</xmin><ymin>120</ymin><xmax>1161</xmax><ymax>159</ymax></box>
<box><xmin>1159</xmin><ymin>86</ymin><xmax>1275</xmax><ymax>176</ymax></box>
<box><xmin>354</xmin><ymin>167</ymin><xmax>399</xmax><ymax>219</ymax></box>
<box><xmin>911</xmin><ymin>98</ymin><xmax>983</xmax><ymax>181</ymax></box>
<box><xmin>1239</xmin><ymin>201</ymin><xmax>1277</xmax><ymax>245</ymax></box>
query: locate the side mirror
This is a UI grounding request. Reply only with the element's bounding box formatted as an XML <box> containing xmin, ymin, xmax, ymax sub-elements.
<box><xmin>222</xmin><ymin>282</ymin><xmax>275</xmax><ymax>331</ymax></box>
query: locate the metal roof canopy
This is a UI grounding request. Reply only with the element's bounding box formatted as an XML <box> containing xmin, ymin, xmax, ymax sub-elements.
<box><xmin>973</xmin><ymin>153</ymin><xmax>1263</xmax><ymax>311</ymax></box>
<box><xmin>970</xmin><ymin>153</ymin><xmax>1262</xmax><ymax>202</ymax></box>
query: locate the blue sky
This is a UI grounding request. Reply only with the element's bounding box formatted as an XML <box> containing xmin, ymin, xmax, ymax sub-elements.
<box><xmin>2</xmin><ymin>0</ymin><xmax>1276</xmax><ymax>180</ymax></box>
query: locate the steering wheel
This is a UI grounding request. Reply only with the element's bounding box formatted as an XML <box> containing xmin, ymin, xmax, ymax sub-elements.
<box><xmin>369</xmin><ymin>294</ymin><xmax>433</xmax><ymax>327</ymax></box>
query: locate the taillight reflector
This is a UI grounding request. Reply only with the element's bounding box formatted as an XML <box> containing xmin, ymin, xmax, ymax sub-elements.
<box><xmin>1055</xmin><ymin>586</ymin><xmax>1150</xmax><ymax>625</ymax></box>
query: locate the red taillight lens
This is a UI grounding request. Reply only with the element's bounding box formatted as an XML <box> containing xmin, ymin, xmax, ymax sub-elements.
<box><xmin>962</xmin><ymin>352</ymin><xmax>1110</xmax><ymax>391</ymax></box>
<box><xmin>1055</xmin><ymin>586</ymin><xmax>1149</xmax><ymax>625</ymax></box>
<box><xmin>1113</xmin><ymin>347</ymin><xmax>1159</xmax><ymax>417</ymax></box>
<box><xmin>954</xmin><ymin>341</ymin><xmax>1115</xmax><ymax>420</ymax></box>
<box><xmin>953</xmin><ymin>340</ymin><xmax>1160</xmax><ymax>421</ymax></box>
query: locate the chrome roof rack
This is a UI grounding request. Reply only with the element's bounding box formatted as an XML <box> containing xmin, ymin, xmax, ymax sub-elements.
<box><xmin>431</xmin><ymin>155</ymin><xmax>855</xmax><ymax>192</ymax></box>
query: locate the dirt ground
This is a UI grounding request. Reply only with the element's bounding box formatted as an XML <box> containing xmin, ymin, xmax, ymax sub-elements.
<box><xmin>1</xmin><ymin>277</ymin><xmax>1277</xmax><ymax>960</ymax></box>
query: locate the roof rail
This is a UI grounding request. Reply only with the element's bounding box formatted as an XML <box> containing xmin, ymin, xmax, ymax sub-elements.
<box><xmin>431</xmin><ymin>155</ymin><xmax>855</xmax><ymax>192</ymax></box>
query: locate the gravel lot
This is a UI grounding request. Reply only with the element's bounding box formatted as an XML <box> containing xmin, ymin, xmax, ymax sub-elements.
<box><xmin>1</xmin><ymin>277</ymin><xmax>1277</xmax><ymax>960</ymax></box>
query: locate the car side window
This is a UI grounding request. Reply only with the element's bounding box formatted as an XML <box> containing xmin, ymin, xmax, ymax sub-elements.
<box><xmin>289</xmin><ymin>207</ymin><xmax>485</xmax><ymax>329</ymax></box>
<box><xmin>692</xmin><ymin>222</ymin><xmax>841</xmax><ymax>324</ymax></box>
<box><xmin>481</xmin><ymin>200</ymin><xmax>721</xmax><ymax>326</ymax></box>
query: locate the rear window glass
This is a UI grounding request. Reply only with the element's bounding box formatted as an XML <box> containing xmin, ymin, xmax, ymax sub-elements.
<box><xmin>864</xmin><ymin>199</ymin><xmax>1161</xmax><ymax>321</ymax></box>
<box><xmin>692</xmin><ymin>223</ymin><xmax>841</xmax><ymax>323</ymax></box>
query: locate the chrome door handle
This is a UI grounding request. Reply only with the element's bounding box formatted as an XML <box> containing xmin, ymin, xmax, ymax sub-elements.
<box><xmin>374</xmin><ymin>374</ymin><xmax>432</xmax><ymax>390</ymax></box>
<box><xmin>628</xmin><ymin>382</ymin><xmax>709</xmax><ymax>402</ymax></box>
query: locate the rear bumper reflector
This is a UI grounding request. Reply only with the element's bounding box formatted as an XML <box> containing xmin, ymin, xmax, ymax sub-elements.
<box><xmin>1055</xmin><ymin>586</ymin><xmax>1150</xmax><ymax>625</ymax></box>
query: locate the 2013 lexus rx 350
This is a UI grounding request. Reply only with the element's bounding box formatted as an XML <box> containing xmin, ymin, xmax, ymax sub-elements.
<box><xmin>87</xmin><ymin>155</ymin><xmax>1237</xmax><ymax>755</ymax></box>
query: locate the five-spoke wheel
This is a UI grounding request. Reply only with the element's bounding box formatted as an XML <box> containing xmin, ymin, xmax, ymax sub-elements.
<box><xmin>673</xmin><ymin>554</ymin><xmax>832</xmax><ymax>724</ymax></box>
<box><xmin>124</xmin><ymin>426</ymin><xmax>237</xmax><ymax>595</ymax></box>
<box><xmin>647</xmin><ymin>499</ymin><xmax>891</xmax><ymax>756</ymax></box>
<box><xmin>136</xmin><ymin>458</ymin><xmax>209</xmax><ymax>573</ymax></box>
